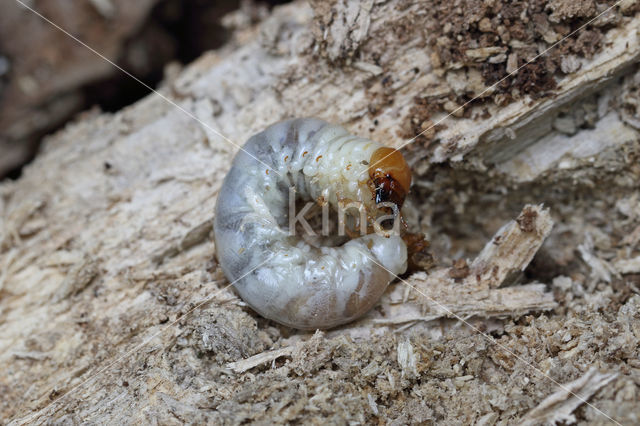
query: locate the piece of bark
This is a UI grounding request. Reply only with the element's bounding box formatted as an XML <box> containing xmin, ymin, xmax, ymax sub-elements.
<box><xmin>373</xmin><ymin>205</ymin><xmax>556</xmax><ymax>326</ymax></box>
<box><xmin>614</xmin><ymin>255</ymin><xmax>640</xmax><ymax>274</ymax></box>
<box><xmin>226</xmin><ymin>346</ymin><xmax>295</xmax><ymax>373</ymax></box>
<box><xmin>471</xmin><ymin>205</ymin><xmax>554</xmax><ymax>288</ymax></box>
<box><xmin>419</xmin><ymin>15</ymin><xmax>640</xmax><ymax>176</ymax></box>
<box><xmin>520</xmin><ymin>368</ymin><xmax>618</xmax><ymax>426</ymax></box>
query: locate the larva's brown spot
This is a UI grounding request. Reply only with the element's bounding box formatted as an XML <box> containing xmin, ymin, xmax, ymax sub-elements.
<box><xmin>266</xmin><ymin>169</ymin><xmax>269</xmax><ymax>175</ymax></box>
<box><xmin>302</xmin><ymin>151</ymin><xmax>308</xmax><ymax>157</ymax></box>
<box><xmin>316</xmin><ymin>155</ymin><xmax>323</xmax><ymax>162</ymax></box>
<box><xmin>284</xmin><ymin>155</ymin><xmax>289</xmax><ymax>162</ymax></box>
<box><xmin>346</xmin><ymin>164</ymin><xmax>352</xmax><ymax>170</ymax></box>
<box><xmin>368</xmin><ymin>147</ymin><xmax>412</xmax><ymax>207</ymax></box>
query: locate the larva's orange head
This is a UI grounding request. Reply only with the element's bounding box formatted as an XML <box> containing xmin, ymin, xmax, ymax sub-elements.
<box><xmin>368</xmin><ymin>147</ymin><xmax>412</xmax><ymax>207</ymax></box>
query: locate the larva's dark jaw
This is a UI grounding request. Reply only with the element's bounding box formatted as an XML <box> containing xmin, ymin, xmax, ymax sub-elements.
<box><xmin>368</xmin><ymin>147</ymin><xmax>412</xmax><ymax>209</ymax></box>
<box><xmin>373</xmin><ymin>176</ymin><xmax>407</xmax><ymax>208</ymax></box>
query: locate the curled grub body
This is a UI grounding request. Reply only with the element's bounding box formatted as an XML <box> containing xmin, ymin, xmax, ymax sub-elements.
<box><xmin>214</xmin><ymin>118</ymin><xmax>410</xmax><ymax>329</ymax></box>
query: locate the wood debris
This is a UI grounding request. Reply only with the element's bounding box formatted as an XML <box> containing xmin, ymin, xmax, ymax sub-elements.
<box><xmin>226</xmin><ymin>346</ymin><xmax>295</xmax><ymax>373</ymax></box>
<box><xmin>375</xmin><ymin>205</ymin><xmax>556</xmax><ymax>325</ymax></box>
<box><xmin>520</xmin><ymin>368</ymin><xmax>618</xmax><ymax>426</ymax></box>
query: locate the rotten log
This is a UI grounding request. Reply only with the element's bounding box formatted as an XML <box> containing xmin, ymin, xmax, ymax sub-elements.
<box><xmin>1</xmin><ymin>1</ymin><xmax>639</xmax><ymax>424</ymax></box>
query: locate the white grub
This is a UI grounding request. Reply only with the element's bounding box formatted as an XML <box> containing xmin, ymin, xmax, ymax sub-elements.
<box><xmin>214</xmin><ymin>118</ymin><xmax>408</xmax><ymax>329</ymax></box>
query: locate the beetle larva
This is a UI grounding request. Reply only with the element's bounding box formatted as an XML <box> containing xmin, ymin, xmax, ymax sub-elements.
<box><xmin>214</xmin><ymin>118</ymin><xmax>411</xmax><ymax>329</ymax></box>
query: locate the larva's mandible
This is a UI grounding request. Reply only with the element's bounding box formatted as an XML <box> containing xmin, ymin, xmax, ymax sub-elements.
<box><xmin>214</xmin><ymin>118</ymin><xmax>411</xmax><ymax>329</ymax></box>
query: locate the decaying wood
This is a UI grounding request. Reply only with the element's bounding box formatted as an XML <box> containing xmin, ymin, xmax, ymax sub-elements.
<box><xmin>520</xmin><ymin>368</ymin><xmax>618</xmax><ymax>426</ymax></box>
<box><xmin>227</xmin><ymin>201</ymin><xmax>558</xmax><ymax>373</ymax></box>
<box><xmin>0</xmin><ymin>0</ymin><xmax>160</xmax><ymax>177</ymax></box>
<box><xmin>1</xmin><ymin>1</ymin><xmax>639</xmax><ymax>424</ymax></box>
<box><xmin>226</xmin><ymin>346</ymin><xmax>295</xmax><ymax>374</ymax></box>
<box><xmin>228</xmin><ymin>201</ymin><xmax>557</xmax><ymax>376</ymax></box>
<box><xmin>374</xmin><ymin>205</ymin><xmax>557</xmax><ymax>326</ymax></box>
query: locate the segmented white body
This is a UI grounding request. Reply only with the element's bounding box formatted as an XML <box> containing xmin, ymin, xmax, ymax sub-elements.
<box><xmin>214</xmin><ymin>118</ymin><xmax>407</xmax><ymax>329</ymax></box>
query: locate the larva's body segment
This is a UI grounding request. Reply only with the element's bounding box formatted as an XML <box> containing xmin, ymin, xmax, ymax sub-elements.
<box><xmin>214</xmin><ymin>118</ymin><xmax>409</xmax><ymax>329</ymax></box>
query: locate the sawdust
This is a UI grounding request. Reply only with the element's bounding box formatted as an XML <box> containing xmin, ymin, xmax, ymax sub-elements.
<box><xmin>308</xmin><ymin>0</ymin><xmax>626</xmax><ymax>145</ymax></box>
